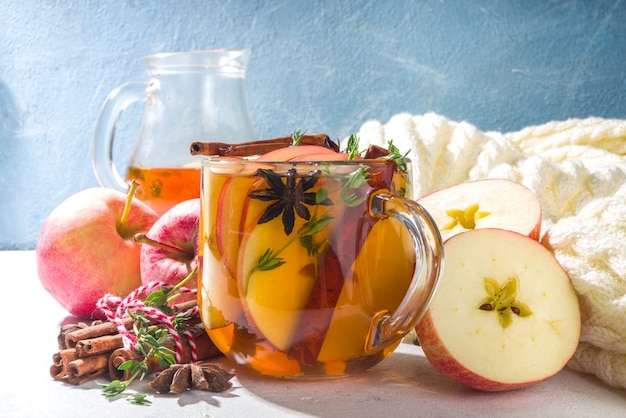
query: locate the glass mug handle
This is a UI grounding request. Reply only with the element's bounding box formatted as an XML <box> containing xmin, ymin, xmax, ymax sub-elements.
<box><xmin>365</xmin><ymin>190</ymin><xmax>444</xmax><ymax>352</ymax></box>
<box><xmin>92</xmin><ymin>81</ymin><xmax>148</xmax><ymax>192</ymax></box>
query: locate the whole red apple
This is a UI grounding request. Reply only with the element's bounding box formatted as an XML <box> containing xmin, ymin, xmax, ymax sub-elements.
<box><xmin>135</xmin><ymin>198</ymin><xmax>200</xmax><ymax>303</ymax></box>
<box><xmin>36</xmin><ymin>184</ymin><xmax>159</xmax><ymax>318</ymax></box>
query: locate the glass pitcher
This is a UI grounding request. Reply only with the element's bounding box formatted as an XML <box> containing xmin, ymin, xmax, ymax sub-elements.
<box><xmin>92</xmin><ymin>49</ymin><xmax>257</xmax><ymax>215</ymax></box>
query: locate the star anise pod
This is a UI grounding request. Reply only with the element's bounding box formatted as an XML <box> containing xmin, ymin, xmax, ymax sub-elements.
<box><xmin>148</xmin><ymin>361</ymin><xmax>235</xmax><ymax>394</ymax></box>
<box><xmin>248</xmin><ymin>168</ymin><xmax>333</xmax><ymax>235</ymax></box>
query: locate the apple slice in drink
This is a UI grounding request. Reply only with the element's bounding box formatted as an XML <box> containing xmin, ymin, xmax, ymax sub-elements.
<box><xmin>215</xmin><ymin>175</ymin><xmax>266</xmax><ymax>277</ymax></box>
<box><xmin>317</xmin><ymin>216</ymin><xmax>415</xmax><ymax>362</ymax></box>
<box><xmin>415</xmin><ymin>228</ymin><xmax>581</xmax><ymax>391</ymax></box>
<box><xmin>237</xmin><ymin>215</ymin><xmax>321</xmax><ymax>351</ymax></box>
<box><xmin>290</xmin><ymin>152</ymin><xmax>356</xmax><ymax>162</ymax></box>
<box><xmin>416</xmin><ymin>179</ymin><xmax>542</xmax><ymax>242</ymax></box>
<box><xmin>257</xmin><ymin>144</ymin><xmax>339</xmax><ymax>161</ymax></box>
<box><xmin>288</xmin><ymin>161</ymin><xmax>403</xmax><ymax>366</ymax></box>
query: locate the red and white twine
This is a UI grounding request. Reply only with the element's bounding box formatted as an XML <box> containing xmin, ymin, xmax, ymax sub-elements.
<box><xmin>97</xmin><ymin>282</ymin><xmax>199</xmax><ymax>363</ymax></box>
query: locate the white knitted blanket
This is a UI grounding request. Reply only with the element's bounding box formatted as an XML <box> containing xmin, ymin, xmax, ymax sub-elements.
<box><xmin>356</xmin><ymin>112</ymin><xmax>626</xmax><ymax>389</ymax></box>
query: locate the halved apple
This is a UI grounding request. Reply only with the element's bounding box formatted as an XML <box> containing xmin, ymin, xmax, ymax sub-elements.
<box><xmin>415</xmin><ymin>228</ymin><xmax>581</xmax><ymax>391</ymax></box>
<box><xmin>416</xmin><ymin>179</ymin><xmax>542</xmax><ymax>242</ymax></box>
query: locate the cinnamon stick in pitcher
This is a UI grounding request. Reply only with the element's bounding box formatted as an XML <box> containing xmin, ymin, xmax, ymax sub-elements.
<box><xmin>189</xmin><ymin>134</ymin><xmax>338</xmax><ymax>157</ymax></box>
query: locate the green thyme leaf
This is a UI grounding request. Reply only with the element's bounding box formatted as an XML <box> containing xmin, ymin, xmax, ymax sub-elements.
<box><xmin>256</xmin><ymin>248</ymin><xmax>287</xmax><ymax>271</ymax></box>
<box><xmin>315</xmin><ymin>187</ymin><xmax>329</xmax><ymax>204</ymax></box>
<box><xmin>383</xmin><ymin>139</ymin><xmax>410</xmax><ymax>174</ymax></box>
<box><xmin>100</xmin><ymin>380</ymin><xmax>128</xmax><ymax>399</ymax></box>
<box><xmin>125</xmin><ymin>394</ymin><xmax>152</xmax><ymax>405</ymax></box>
<box><xmin>340</xmin><ymin>164</ymin><xmax>370</xmax><ymax>206</ymax></box>
<box><xmin>144</xmin><ymin>289</ymin><xmax>170</xmax><ymax>309</ymax></box>
<box><xmin>298</xmin><ymin>212</ymin><xmax>334</xmax><ymax>237</ymax></box>
<box><xmin>345</xmin><ymin>133</ymin><xmax>362</xmax><ymax>160</ymax></box>
<box><xmin>117</xmin><ymin>360</ymin><xmax>136</xmax><ymax>371</ymax></box>
<box><xmin>292</xmin><ymin>129</ymin><xmax>307</xmax><ymax>146</ymax></box>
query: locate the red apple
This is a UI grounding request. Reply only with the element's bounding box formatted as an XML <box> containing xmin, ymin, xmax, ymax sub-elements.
<box><xmin>417</xmin><ymin>179</ymin><xmax>542</xmax><ymax>242</ymax></box>
<box><xmin>36</xmin><ymin>184</ymin><xmax>159</xmax><ymax>318</ymax></box>
<box><xmin>135</xmin><ymin>198</ymin><xmax>200</xmax><ymax>303</ymax></box>
<box><xmin>415</xmin><ymin>228</ymin><xmax>581</xmax><ymax>391</ymax></box>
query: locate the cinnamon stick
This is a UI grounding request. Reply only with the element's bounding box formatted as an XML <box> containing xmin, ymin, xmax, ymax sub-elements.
<box><xmin>66</xmin><ymin>354</ymin><xmax>110</xmax><ymax>385</ymax></box>
<box><xmin>50</xmin><ymin>349</ymin><xmax>78</xmax><ymax>380</ymax></box>
<box><xmin>57</xmin><ymin>323</ymin><xmax>91</xmax><ymax>350</ymax></box>
<box><xmin>189</xmin><ymin>134</ymin><xmax>338</xmax><ymax>157</ymax></box>
<box><xmin>75</xmin><ymin>334</ymin><xmax>124</xmax><ymax>357</ymax></box>
<box><xmin>64</xmin><ymin>316</ymin><xmax>133</xmax><ymax>348</ymax></box>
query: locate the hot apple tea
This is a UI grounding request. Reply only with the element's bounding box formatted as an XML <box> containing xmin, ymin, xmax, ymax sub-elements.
<box><xmin>198</xmin><ymin>156</ymin><xmax>443</xmax><ymax>377</ymax></box>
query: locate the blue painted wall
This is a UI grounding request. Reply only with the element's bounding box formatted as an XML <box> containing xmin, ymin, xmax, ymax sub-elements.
<box><xmin>1</xmin><ymin>0</ymin><xmax>624</xmax><ymax>249</ymax></box>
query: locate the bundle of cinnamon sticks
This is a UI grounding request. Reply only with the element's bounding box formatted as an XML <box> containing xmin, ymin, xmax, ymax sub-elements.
<box><xmin>50</xmin><ymin>313</ymin><xmax>222</xmax><ymax>385</ymax></box>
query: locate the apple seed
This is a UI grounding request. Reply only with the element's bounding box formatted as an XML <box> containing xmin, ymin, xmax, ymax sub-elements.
<box><xmin>477</xmin><ymin>277</ymin><xmax>532</xmax><ymax>329</ymax></box>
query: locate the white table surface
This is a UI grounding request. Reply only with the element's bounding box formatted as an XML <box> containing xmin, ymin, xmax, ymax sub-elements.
<box><xmin>2</xmin><ymin>250</ymin><xmax>626</xmax><ymax>418</ymax></box>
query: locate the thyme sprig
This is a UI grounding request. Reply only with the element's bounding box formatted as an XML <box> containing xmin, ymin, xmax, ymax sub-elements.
<box><xmin>100</xmin><ymin>322</ymin><xmax>176</xmax><ymax>401</ymax></box>
<box><xmin>98</xmin><ymin>267</ymin><xmax>198</xmax><ymax>404</ymax></box>
<box><xmin>244</xmin><ymin>211</ymin><xmax>334</xmax><ymax>294</ymax></box>
<box><xmin>344</xmin><ymin>133</ymin><xmax>363</xmax><ymax>160</ymax></box>
<box><xmin>383</xmin><ymin>139</ymin><xmax>410</xmax><ymax>174</ymax></box>
<box><xmin>291</xmin><ymin>129</ymin><xmax>307</xmax><ymax>146</ymax></box>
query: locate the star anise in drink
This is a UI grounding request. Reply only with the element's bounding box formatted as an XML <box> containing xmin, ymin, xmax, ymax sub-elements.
<box><xmin>248</xmin><ymin>168</ymin><xmax>333</xmax><ymax>235</ymax></box>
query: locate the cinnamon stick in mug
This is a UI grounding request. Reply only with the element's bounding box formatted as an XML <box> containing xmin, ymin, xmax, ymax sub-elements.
<box><xmin>189</xmin><ymin>134</ymin><xmax>338</xmax><ymax>157</ymax></box>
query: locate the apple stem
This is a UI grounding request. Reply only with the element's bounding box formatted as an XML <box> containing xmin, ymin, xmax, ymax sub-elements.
<box><xmin>167</xmin><ymin>265</ymin><xmax>199</xmax><ymax>304</ymax></box>
<box><xmin>133</xmin><ymin>233</ymin><xmax>193</xmax><ymax>262</ymax></box>
<box><xmin>120</xmin><ymin>180</ymin><xmax>139</xmax><ymax>228</ymax></box>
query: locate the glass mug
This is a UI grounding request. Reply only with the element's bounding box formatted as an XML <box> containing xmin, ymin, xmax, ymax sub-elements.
<box><xmin>92</xmin><ymin>49</ymin><xmax>257</xmax><ymax>215</ymax></box>
<box><xmin>198</xmin><ymin>156</ymin><xmax>443</xmax><ymax>377</ymax></box>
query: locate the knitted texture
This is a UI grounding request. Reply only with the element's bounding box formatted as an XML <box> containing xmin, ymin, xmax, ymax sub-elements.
<box><xmin>356</xmin><ymin>112</ymin><xmax>626</xmax><ymax>389</ymax></box>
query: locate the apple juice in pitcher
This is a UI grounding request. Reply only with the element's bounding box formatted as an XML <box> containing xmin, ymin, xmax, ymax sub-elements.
<box><xmin>126</xmin><ymin>165</ymin><xmax>201</xmax><ymax>216</ymax></box>
<box><xmin>198</xmin><ymin>156</ymin><xmax>443</xmax><ymax>377</ymax></box>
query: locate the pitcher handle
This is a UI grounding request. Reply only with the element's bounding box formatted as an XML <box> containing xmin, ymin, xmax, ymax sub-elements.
<box><xmin>365</xmin><ymin>190</ymin><xmax>444</xmax><ymax>352</ymax></box>
<box><xmin>92</xmin><ymin>81</ymin><xmax>147</xmax><ymax>191</ymax></box>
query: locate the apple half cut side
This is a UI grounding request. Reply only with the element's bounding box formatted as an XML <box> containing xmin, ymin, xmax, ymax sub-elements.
<box><xmin>416</xmin><ymin>179</ymin><xmax>542</xmax><ymax>242</ymax></box>
<box><xmin>415</xmin><ymin>228</ymin><xmax>581</xmax><ymax>392</ymax></box>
